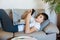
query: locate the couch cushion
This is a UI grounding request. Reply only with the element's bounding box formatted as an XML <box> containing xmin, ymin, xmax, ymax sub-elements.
<box><xmin>40</xmin><ymin>20</ymin><xmax>50</xmax><ymax>31</ymax></box>
<box><xmin>14</xmin><ymin>31</ymin><xmax>47</xmax><ymax>40</ymax></box>
<box><xmin>44</xmin><ymin>22</ymin><xmax>59</xmax><ymax>34</ymax></box>
<box><xmin>14</xmin><ymin>31</ymin><xmax>46</xmax><ymax>37</ymax></box>
<box><xmin>0</xmin><ymin>29</ymin><xmax>13</xmax><ymax>40</ymax></box>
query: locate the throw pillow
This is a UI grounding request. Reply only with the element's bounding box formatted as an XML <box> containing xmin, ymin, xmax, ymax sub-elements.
<box><xmin>40</xmin><ymin>20</ymin><xmax>50</xmax><ymax>31</ymax></box>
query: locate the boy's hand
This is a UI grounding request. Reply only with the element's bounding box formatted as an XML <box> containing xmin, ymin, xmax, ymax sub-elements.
<box><xmin>26</xmin><ymin>10</ymin><xmax>31</xmax><ymax>20</ymax></box>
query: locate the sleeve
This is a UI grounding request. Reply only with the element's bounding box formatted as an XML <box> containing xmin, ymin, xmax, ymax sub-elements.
<box><xmin>30</xmin><ymin>17</ymin><xmax>35</xmax><ymax>27</ymax></box>
<box><xmin>34</xmin><ymin>22</ymin><xmax>41</xmax><ymax>31</ymax></box>
<box><xmin>30</xmin><ymin>17</ymin><xmax>40</xmax><ymax>31</ymax></box>
<box><xmin>30</xmin><ymin>17</ymin><xmax>35</xmax><ymax>23</ymax></box>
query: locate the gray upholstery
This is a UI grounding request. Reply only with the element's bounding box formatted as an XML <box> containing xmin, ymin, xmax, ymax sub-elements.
<box><xmin>40</xmin><ymin>20</ymin><xmax>50</xmax><ymax>31</ymax></box>
<box><xmin>14</xmin><ymin>31</ymin><xmax>46</xmax><ymax>37</ymax></box>
<box><xmin>44</xmin><ymin>22</ymin><xmax>59</xmax><ymax>34</ymax></box>
<box><xmin>14</xmin><ymin>31</ymin><xmax>47</xmax><ymax>40</ymax></box>
<box><xmin>13</xmin><ymin>22</ymin><xmax>59</xmax><ymax>40</ymax></box>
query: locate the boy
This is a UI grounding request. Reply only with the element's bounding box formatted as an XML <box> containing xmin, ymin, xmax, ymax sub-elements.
<box><xmin>24</xmin><ymin>12</ymin><xmax>48</xmax><ymax>33</ymax></box>
<box><xmin>0</xmin><ymin>9</ymin><xmax>48</xmax><ymax>33</ymax></box>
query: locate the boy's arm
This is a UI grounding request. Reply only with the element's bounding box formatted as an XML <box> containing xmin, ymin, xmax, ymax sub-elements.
<box><xmin>25</xmin><ymin>14</ymin><xmax>37</xmax><ymax>33</ymax></box>
<box><xmin>21</xmin><ymin>11</ymin><xmax>28</xmax><ymax>19</ymax></box>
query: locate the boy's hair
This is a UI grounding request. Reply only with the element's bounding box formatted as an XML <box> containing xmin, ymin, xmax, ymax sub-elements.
<box><xmin>31</xmin><ymin>9</ymin><xmax>35</xmax><ymax>15</ymax></box>
<box><xmin>35</xmin><ymin>13</ymin><xmax>48</xmax><ymax>21</ymax></box>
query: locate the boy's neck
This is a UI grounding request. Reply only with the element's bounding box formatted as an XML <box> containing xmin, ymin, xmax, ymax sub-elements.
<box><xmin>35</xmin><ymin>19</ymin><xmax>41</xmax><ymax>23</ymax></box>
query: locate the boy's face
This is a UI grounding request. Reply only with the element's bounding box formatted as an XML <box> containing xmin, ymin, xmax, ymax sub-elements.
<box><xmin>36</xmin><ymin>14</ymin><xmax>44</xmax><ymax>23</ymax></box>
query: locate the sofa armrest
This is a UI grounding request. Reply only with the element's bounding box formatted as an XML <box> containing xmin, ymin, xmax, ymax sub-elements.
<box><xmin>44</xmin><ymin>22</ymin><xmax>59</xmax><ymax>34</ymax></box>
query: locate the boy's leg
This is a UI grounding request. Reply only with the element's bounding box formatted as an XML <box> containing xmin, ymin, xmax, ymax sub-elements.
<box><xmin>0</xmin><ymin>9</ymin><xmax>18</xmax><ymax>32</ymax></box>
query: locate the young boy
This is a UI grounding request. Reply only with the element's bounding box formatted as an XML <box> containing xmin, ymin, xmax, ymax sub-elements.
<box><xmin>24</xmin><ymin>12</ymin><xmax>48</xmax><ymax>33</ymax></box>
<box><xmin>0</xmin><ymin>9</ymin><xmax>48</xmax><ymax>33</ymax></box>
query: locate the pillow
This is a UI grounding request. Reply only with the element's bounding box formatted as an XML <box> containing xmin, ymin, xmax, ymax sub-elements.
<box><xmin>40</xmin><ymin>20</ymin><xmax>50</xmax><ymax>31</ymax></box>
<box><xmin>44</xmin><ymin>22</ymin><xmax>59</xmax><ymax>34</ymax></box>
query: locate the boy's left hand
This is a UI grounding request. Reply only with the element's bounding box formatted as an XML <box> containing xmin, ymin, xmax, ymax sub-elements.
<box><xmin>26</xmin><ymin>13</ymin><xmax>31</xmax><ymax>20</ymax></box>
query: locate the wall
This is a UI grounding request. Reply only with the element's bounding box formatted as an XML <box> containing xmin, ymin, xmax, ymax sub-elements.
<box><xmin>0</xmin><ymin>0</ymin><xmax>44</xmax><ymax>9</ymax></box>
<box><xmin>0</xmin><ymin>0</ymin><xmax>57</xmax><ymax>25</ymax></box>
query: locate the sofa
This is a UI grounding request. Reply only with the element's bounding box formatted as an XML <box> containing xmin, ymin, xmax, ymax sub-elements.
<box><xmin>0</xmin><ymin>9</ymin><xmax>59</xmax><ymax>40</ymax></box>
<box><xmin>0</xmin><ymin>22</ymin><xmax>59</xmax><ymax>40</ymax></box>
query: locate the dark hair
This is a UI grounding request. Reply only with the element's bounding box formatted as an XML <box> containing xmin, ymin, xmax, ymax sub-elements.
<box><xmin>35</xmin><ymin>13</ymin><xmax>48</xmax><ymax>21</ymax></box>
<box><xmin>31</xmin><ymin>9</ymin><xmax>35</xmax><ymax>15</ymax></box>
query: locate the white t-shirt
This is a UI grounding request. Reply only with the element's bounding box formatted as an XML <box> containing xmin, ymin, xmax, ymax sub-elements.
<box><xmin>18</xmin><ymin>17</ymin><xmax>40</xmax><ymax>32</ymax></box>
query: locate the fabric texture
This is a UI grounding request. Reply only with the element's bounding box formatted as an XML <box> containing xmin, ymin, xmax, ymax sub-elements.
<box><xmin>14</xmin><ymin>31</ymin><xmax>56</xmax><ymax>40</ymax></box>
<box><xmin>44</xmin><ymin>22</ymin><xmax>59</xmax><ymax>34</ymax></box>
<box><xmin>40</xmin><ymin>20</ymin><xmax>50</xmax><ymax>31</ymax></box>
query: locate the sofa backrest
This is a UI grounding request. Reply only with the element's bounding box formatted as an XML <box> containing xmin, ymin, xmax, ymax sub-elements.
<box><xmin>12</xmin><ymin>9</ymin><xmax>36</xmax><ymax>25</ymax></box>
<box><xmin>6</xmin><ymin>9</ymin><xmax>57</xmax><ymax>25</ymax></box>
